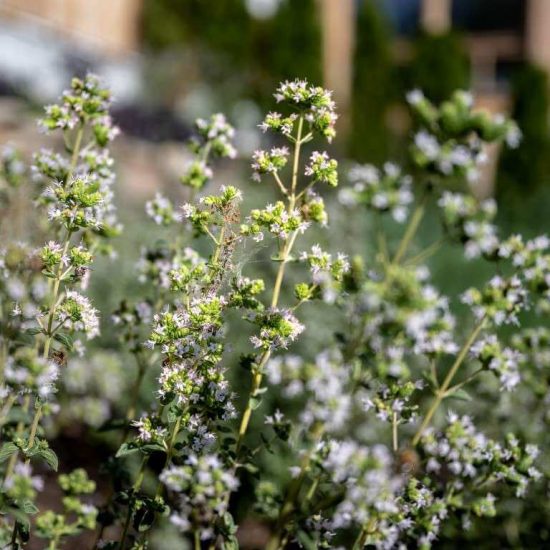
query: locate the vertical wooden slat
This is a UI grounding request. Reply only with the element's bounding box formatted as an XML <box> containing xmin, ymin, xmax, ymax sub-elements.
<box><xmin>420</xmin><ymin>0</ymin><xmax>451</xmax><ymax>34</ymax></box>
<box><xmin>320</xmin><ymin>0</ymin><xmax>355</xmax><ymax>133</ymax></box>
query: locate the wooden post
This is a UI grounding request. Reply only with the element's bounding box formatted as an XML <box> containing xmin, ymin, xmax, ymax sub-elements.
<box><xmin>320</xmin><ymin>0</ymin><xmax>355</xmax><ymax>134</ymax></box>
<box><xmin>526</xmin><ymin>0</ymin><xmax>550</xmax><ymax>75</ymax></box>
<box><xmin>420</xmin><ymin>0</ymin><xmax>451</xmax><ymax>33</ymax></box>
<box><xmin>1</xmin><ymin>0</ymin><xmax>143</xmax><ymax>56</ymax></box>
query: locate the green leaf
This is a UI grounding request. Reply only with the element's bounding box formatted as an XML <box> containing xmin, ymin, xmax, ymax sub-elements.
<box><xmin>0</xmin><ymin>442</ymin><xmax>19</xmax><ymax>463</ymax></box>
<box><xmin>116</xmin><ymin>443</ymin><xmax>140</xmax><ymax>458</ymax></box>
<box><xmin>133</xmin><ymin>506</ymin><xmax>155</xmax><ymax>532</ymax></box>
<box><xmin>242</xmin><ymin>462</ymin><xmax>259</xmax><ymax>474</ymax></box>
<box><xmin>260</xmin><ymin>434</ymin><xmax>274</xmax><ymax>454</ymax></box>
<box><xmin>446</xmin><ymin>389</ymin><xmax>473</xmax><ymax>402</ymax></box>
<box><xmin>53</xmin><ymin>332</ymin><xmax>73</xmax><ymax>350</ymax></box>
<box><xmin>249</xmin><ymin>396</ymin><xmax>263</xmax><ymax>411</ymax></box>
<box><xmin>41</xmin><ymin>269</ymin><xmax>57</xmax><ymax>279</ymax></box>
<box><xmin>37</xmin><ymin>448</ymin><xmax>58</xmax><ymax>471</ymax></box>
<box><xmin>296</xmin><ymin>529</ymin><xmax>317</xmax><ymax>550</ymax></box>
<box><xmin>24</xmin><ymin>327</ymin><xmax>44</xmax><ymax>336</ymax></box>
<box><xmin>19</xmin><ymin>500</ymin><xmax>38</xmax><ymax>515</ymax></box>
<box><xmin>140</xmin><ymin>442</ymin><xmax>166</xmax><ymax>455</ymax></box>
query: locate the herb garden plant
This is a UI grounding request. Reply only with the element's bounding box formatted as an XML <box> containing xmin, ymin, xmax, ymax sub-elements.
<box><xmin>0</xmin><ymin>75</ymin><xmax>548</xmax><ymax>549</ymax></box>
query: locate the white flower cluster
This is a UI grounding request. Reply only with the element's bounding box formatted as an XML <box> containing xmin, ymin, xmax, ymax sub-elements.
<box><xmin>269</xmin><ymin>79</ymin><xmax>338</xmax><ymax>142</ymax></box>
<box><xmin>471</xmin><ymin>335</ymin><xmax>525</xmax><ymax>391</ymax></box>
<box><xmin>248</xmin><ymin>307</ymin><xmax>305</xmax><ymax>351</ymax></box>
<box><xmin>145</xmin><ymin>192</ymin><xmax>176</xmax><ymax>226</ymax></box>
<box><xmin>438</xmin><ymin>191</ymin><xmax>499</xmax><ymax>259</ymax></box>
<box><xmin>181</xmin><ymin>113</ymin><xmax>236</xmax><ymax>189</ymax></box>
<box><xmin>160</xmin><ymin>453</ymin><xmax>239</xmax><ymax>540</ymax></box>
<box><xmin>420</xmin><ymin>412</ymin><xmax>541</xmax><ymax>497</ymax></box>
<box><xmin>299</xmin><ymin>244</ymin><xmax>350</xmax><ymax>284</ymax></box>
<box><xmin>461</xmin><ymin>275</ymin><xmax>528</xmax><ymax>326</ymax></box>
<box><xmin>55</xmin><ymin>290</ymin><xmax>100</xmax><ymax>340</ymax></box>
<box><xmin>363</xmin><ymin>380</ymin><xmax>423</xmax><ymax>424</ymax></box>
<box><xmin>267</xmin><ymin>350</ymin><xmax>352</xmax><ymax>433</ymax></box>
<box><xmin>251</xmin><ymin>146</ymin><xmax>289</xmax><ymax>181</ymax></box>
<box><xmin>407</xmin><ymin>88</ymin><xmax>519</xmax><ymax>183</ymax></box>
<box><xmin>241</xmin><ymin>201</ymin><xmax>310</xmax><ymax>242</ymax></box>
<box><xmin>195</xmin><ymin>113</ymin><xmax>237</xmax><ymax>159</ymax></box>
<box><xmin>4</xmin><ymin>350</ymin><xmax>59</xmax><ymax>400</ymax></box>
<box><xmin>304</xmin><ymin>151</ymin><xmax>338</xmax><ymax>187</ymax></box>
<box><xmin>132</xmin><ymin>415</ymin><xmax>168</xmax><ymax>444</ymax></box>
<box><xmin>354</xmin><ymin>265</ymin><xmax>457</xmax><ymax>380</ymax></box>
<box><xmin>343</xmin><ymin>162</ymin><xmax>413</xmax><ymax>223</ymax></box>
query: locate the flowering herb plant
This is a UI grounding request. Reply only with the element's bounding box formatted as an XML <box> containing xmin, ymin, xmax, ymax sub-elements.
<box><xmin>0</xmin><ymin>77</ymin><xmax>548</xmax><ymax>550</ymax></box>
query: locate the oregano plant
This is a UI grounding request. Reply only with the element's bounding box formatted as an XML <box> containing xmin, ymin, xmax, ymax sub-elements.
<box><xmin>0</xmin><ymin>76</ymin><xmax>548</xmax><ymax>550</ymax></box>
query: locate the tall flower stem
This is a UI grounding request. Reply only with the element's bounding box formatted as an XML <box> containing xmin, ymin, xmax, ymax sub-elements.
<box><xmin>392</xmin><ymin>198</ymin><xmax>426</xmax><ymax>265</ymax></box>
<box><xmin>411</xmin><ymin>316</ymin><xmax>487</xmax><ymax>446</ymax></box>
<box><xmin>6</xmin><ymin>126</ymin><xmax>84</xmax><ymax>547</ymax></box>
<box><xmin>266</xmin><ymin>422</ymin><xmax>324</xmax><ymax>550</ymax></box>
<box><xmin>2</xmin><ymin>394</ymin><xmax>30</xmax><ymax>483</ymax></box>
<box><xmin>392</xmin><ymin>412</ymin><xmax>399</xmax><ymax>452</ymax></box>
<box><xmin>155</xmin><ymin>416</ymin><xmax>182</xmax><ymax>498</ymax></box>
<box><xmin>235</xmin><ymin>116</ymin><xmax>304</xmax><ymax>454</ymax></box>
<box><xmin>23</xmin><ymin>126</ymin><xmax>83</xmax><ymax>464</ymax></box>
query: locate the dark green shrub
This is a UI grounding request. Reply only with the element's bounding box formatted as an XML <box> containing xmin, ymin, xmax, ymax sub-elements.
<box><xmin>349</xmin><ymin>0</ymin><xmax>394</xmax><ymax>163</ymax></box>
<box><xmin>409</xmin><ymin>31</ymin><xmax>470</xmax><ymax>103</ymax></box>
<box><xmin>497</xmin><ymin>63</ymin><xmax>550</xmax><ymax>204</ymax></box>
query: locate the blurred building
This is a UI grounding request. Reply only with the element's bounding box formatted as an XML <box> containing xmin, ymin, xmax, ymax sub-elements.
<box><xmin>2</xmin><ymin>0</ymin><xmax>550</xmax><ymax>107</ymax></box>
<box><xmin>0</xmin><ymin>0</ymin><xmax>142</xmax><ymax>55</ymax></box>
<box><xmin>322</xmin><ymin>0</ymin><xmax>550</xmax><ymax>115</ymax></box>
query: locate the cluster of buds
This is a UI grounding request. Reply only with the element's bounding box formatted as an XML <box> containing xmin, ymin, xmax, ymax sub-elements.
<box><xmin>438</xmin><ymin>192</ymin><xmax>499</xmax><ymax>259</ymax></box>
<box><xmin>461</xmin><ymin>275</ymin><xmax>528</xmax><ymax>326</ymax></box>
<box><xmin>470</xmin><ymin>334</ymin><xmax>525</xmax><ymax>391</ymax></box>
<box><xmin>160</xmin><ymin>454</ymin><xmax>239</xmax><ymax>542</ymax></box>
<box><xmin>180</xmin><ymin>113</ymin><xmax>236</xmax><ymax>189</ymax></box>
<box><xmin>342</xmin><ymin>162</ymin><xmax>413</xmax><ymax>223</ymax></box>
<box><xmin>241</xmin><ymin>201</ymin><xmax>309</xmax><ymax>242</ymax></box>
<box><xmin>407</xmin><ymin>89</ymin><xmax>520</xmax><ymax>183</ymax></box>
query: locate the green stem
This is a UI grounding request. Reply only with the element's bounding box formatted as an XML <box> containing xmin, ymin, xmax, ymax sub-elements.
<box><xmin>23</xmin><ymin>126</ymin><xmax>84</xmax><ymax>467</ymax></box>
<box><xmin>155</xmin><ymin>416</ymin><xmax>182</xmax><ymax>498</ymax></box>
<box><xmin>445</xmin><ymin>366</ymin><xmax>485</xmax><ymax>395</ymax></box>
<box><xmin>118</xmin><ymin>507</ymin><xmax>132</xmax><ymax>550</ymax></box>
<box><xmin>211</xmin><ymin>225</ymin><xmax>225</xmax><ymax>265</ymax></box>
<box><xmin>392</xmin><ymin>199</ymin><xmax>426</xmax><ymax>265</ymax></box>
<box><xmin>122</xmin><ymin>352</ymin><xmax>148</xmax><ymax>441</ymax></box>
<box><xmin>235</xmin><ymin>230</ymin><xmax>298</xmax><ymax>455</ymax></box>
<box><xmin>404</xmin><ymin>236</ymin><xmax>445</xmax><ymax>266</ymax></box>
<box><xmin>392</xmin><ymin>412</ymin><xmax>399</xmax><ymax>452</ymax></box>
<box><xmin>3</xmin><ymin>394</ymin><xmax>30</xmax><ymax>484</ymax></box>
<box><xmin>0</xmin><ymin>394</ymin><xmax>16</xmax><ymax>432</ymax></box>
<box><xmin>235</xmin><ymin>116</ymin><xmax>304</xmax><ymax>454</ymax></box>
<box><xmin>411</xmin><ymin>316</ymin><xmax>487</xmax><ymax>446</ymax></box>
<box><xmin>290</xmin><ymin>116</ymin><xmax>304</xmax><ymax>198</ymax></box>
<box><xmin>266</xmin><ymin>423</ymin><xmax>324</xmax><ymax>549</ymax></box>
<box><xmin>114</xmin><ymin>456</ymin><xmax>149</xmax><ymax>549</ymax></box>
<box><xmin>133</xmin><ymin>456</ymin><xmax>149</xmax><ymax>492</ymax></box>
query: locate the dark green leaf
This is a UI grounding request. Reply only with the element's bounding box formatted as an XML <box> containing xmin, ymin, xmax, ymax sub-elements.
<box><xmin>19</xmin><ymin>500</ymin><xmax>38</xmax><ymax>515</ymax></box>
<box><xmin>37</xmin><ymin>448</ymin><xmax>58</xmax><ymax>471</ymax></box>
<box><xmin>446</xmin><ymin>389</ymin><xmax>473</xmax><ymax>402</ymax></box>
<box><xmin>53</xmin><ymin>332</ymin><xmax>73</xmax><ymax>350</ymax></box>
<box><xmin>116</xmin><ymin>443</ymin><xmax>140</xmax><ymax>458</ymax></box>
<box><xmin>0</xmin><ymin>442</ymin><xmax>19</xmax><ymax>463</ymax></box>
